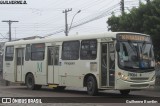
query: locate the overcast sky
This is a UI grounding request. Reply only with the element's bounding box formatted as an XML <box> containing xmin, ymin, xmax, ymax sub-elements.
<box><xmin>0</xmin><ymin>0</ymin><xmax>146</xmax><ymax>41</ymax></box>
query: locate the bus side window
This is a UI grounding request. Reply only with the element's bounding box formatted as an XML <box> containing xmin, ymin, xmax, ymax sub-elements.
<box><xmin>62</xmin><ymin>41</ymin><xmax>80</xmax><ymax>60</ymax></box>
<box><xmin>5</xmin><ymin>46</ymin><xmax>14</xmax><ymax>61</ymax></box>
<box><xmin>25</xmin><ymin>44</ymin><xmax>30</xmax><ymax>61</ymax></box>
<box><xmin>80</xmin><ymin>39</ymin><xmax>97</xmax><ymax>60</ymax></box>
<box><xmin>31</xmin><ymin>43</ymin><xmax>45</xmax><ymax>61</ymax></box>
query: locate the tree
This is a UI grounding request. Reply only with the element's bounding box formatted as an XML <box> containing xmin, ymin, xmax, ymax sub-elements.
<box><xmin>107</xmin><ymin>0</ymin><xmax>160</xmax><ymax>60</ymax></box>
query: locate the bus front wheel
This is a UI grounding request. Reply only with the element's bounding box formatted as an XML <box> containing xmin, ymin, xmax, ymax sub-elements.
<box><xmin>26</xmin><ymin>73</ymin><xmax>41</xmax><ymax>90</ymax></box>
<box><xmin>87</xmin><ymin>76</ymin><xmax>98</xmax><ymax>96</ymax></box>
<box><xmin>120</xmin><ymin>90</ymin><xmax>130</xmax><ymax>95</ymax></box>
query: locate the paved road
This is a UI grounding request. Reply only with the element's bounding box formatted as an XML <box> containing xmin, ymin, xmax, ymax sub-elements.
<box><xmin>0</xmin><ymin>85</ymin><xmax>160</xmax><ymax>105</ymax></box>
<box><xmin>0</xmin><ymin>85</ymin><xmax>160</xmax><ymax>97</ymax></box>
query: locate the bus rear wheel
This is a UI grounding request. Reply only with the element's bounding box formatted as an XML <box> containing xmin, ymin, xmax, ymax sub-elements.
<box><xmin>26</xmin><ymin>73</ymin><xmax>42</xmax><ymax>90</ymax></box>
<box><xmin>120</xmin><ymin>90</ymin><xmax>130</xmax><ymax>95</ymax></box>
<box><xmin>87</xmin><ymin>76</ymin><xmax>98</xmax><ymax>96</ymax></box>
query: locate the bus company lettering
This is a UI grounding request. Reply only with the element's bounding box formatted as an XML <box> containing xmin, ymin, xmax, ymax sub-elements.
<box><xmin>64</xmin><ymin>62</ymin><xmax>75</xmax><ymax>65</ymax></box>
<box><xmin>37</xmin><ymin>62</ymin><xmax>42</xmax><ymax>72</ymax></box>
<box><xmin>6</xmin><ymin>63</ymin><xmax>10</xmax><ymax>67</ymax></box>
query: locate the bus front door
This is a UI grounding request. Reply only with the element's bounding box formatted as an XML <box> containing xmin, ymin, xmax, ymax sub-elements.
<box><xmin>16</xmin><ymin>48</ymin><xmax>24</xmax><ymax>82</ymax></box>
<box><xmin>101</xmin><ymin>43</ymin><xmax>115</xmax><ymax>87</ymax></box>
<box><xmin>47</xmin><ymin>46</ymin><xmax>59</xmax><ymax>84</ymax></box>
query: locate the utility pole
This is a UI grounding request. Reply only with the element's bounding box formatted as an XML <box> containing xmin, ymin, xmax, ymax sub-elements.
<box><xmin>62</xmin><ymin>8</ymin><xmax>72</xmax><ymax>36</ymax></box>
<box><xmin>2</xmin><ymin>20</ymin><xmax>19</xmax><ymax>41</ymax></box>
<box><xmin>120</xmin><ymin>0</ymin><xmax>124</xmax><ymax>15</ymax></box>
<box><xmin>1</xmin><ymin>20</ymin><xmax>18</xmax><ymax>86</ymax></box>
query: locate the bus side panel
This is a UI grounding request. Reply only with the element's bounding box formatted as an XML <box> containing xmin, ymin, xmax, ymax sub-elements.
<box><xmin>59</xmin><ymin>60</ymin><xmax>84</xmax><ymax>87</ymax></box>
<box><xmin>58</xmin><ymin>60</ymin><xmax>99</xmax><ymax>88</ymax></box>
<box><xmin>23</xmin><ymin>61</ymin><xmax>47</xmax><ymax>85</ymax></box>
<box><xmin>58</xmin><ymin>62</ymin><xmax>84</xmax><ymax>87</ymax></box>
<box><xmin>3</xmin><ymin>49</ymin><xmax>16</xmax><ymax>82</ymax></box>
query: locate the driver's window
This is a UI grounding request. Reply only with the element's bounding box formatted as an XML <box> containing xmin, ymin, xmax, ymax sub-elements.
<box><xmin>122</xmin><ymin>43</ymin><xmax>128</xmax><ymax>56</ymax></box>
<box><xmin>119</xmin><ymin>43</ymin><xmax>129</xmax><ymax>61</ymax></box>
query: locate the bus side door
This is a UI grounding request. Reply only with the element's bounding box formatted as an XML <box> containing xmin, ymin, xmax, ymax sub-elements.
<box><xmin>16</xmin><ymin>48</ymin><xmax>24</xmax><ymax>82</ymax></box>
<box><xmin>101</xmin><ymin>43</ymin><xmax>115</xmax><ymax>87</ymax></box>
<box><xmin>47</xmin><ymin>46</ymin><xmax>59</xmax><ymax>84</ymax></box>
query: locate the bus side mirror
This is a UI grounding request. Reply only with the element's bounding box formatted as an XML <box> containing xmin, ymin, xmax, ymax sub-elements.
<box><xmin>116</xmin><ymin>42</ymin><xmax>120</xmax><ymax>52</ymax></box>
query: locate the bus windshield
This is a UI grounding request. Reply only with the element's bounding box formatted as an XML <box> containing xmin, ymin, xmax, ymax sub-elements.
<box><xmin>117</xmin><ymin>34</ymin><xmax>155</xmax><ymax>71</ymax></box>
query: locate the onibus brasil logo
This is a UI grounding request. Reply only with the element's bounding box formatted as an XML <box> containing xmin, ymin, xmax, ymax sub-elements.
<box><xmin>2</xmin><ymin>98</ymin><xmax>42</xmax><ymax>103</ymax></box>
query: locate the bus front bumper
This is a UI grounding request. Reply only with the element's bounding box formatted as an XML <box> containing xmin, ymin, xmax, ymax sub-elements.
<box><xmin>115</xmin><ymin>79</ymin><xmax>155</xmax><ymax>90</ymax></box>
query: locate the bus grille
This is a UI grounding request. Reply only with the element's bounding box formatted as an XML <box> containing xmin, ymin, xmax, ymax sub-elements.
<box><xmin>130</xmin><ymin>84</ymin><xmax>149</xmax><ymax>87</ymax></box>
<box><xmin>130</xmin><ymin>77</ymin><xmax>149</xmax><ymax>81</ymax></box>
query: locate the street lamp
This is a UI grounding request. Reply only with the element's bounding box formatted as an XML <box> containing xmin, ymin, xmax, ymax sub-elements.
<box><xmin>68</xmin><ymin>10</ymin><xmax>81</xmax><ymax>32</ymax></box>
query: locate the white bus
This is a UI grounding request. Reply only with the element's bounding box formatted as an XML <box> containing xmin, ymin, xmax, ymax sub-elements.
<box><xmin>3</xmin><ymin>32</ymin><xmax>155</xmax><ymax>95</ymax></box>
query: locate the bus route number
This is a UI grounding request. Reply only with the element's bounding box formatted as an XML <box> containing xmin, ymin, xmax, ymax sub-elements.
<box><xmin>128</xmin><ymin>73</ymin><xmax>137</xmax><ymax>77</ymax></box>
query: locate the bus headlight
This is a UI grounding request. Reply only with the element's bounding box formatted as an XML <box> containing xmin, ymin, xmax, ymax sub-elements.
<box><xmin>123</xmin><ymin>76</ymin><xmax>128</xmax><ymax>80</ymax></box>
<box><xmin>118</xmin><ymin>72</ymin><xmax>128</xmax><ymax>80</ymax></box>
<box><xmin>121</xmin><ymin>75</ymin><xmax>128</xmax><ymax>80</ymax></box>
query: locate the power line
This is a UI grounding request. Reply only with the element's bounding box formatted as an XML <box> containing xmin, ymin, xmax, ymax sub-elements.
<box><xmin>44</xmin><ymin>3</ymin><xmax>120</xmax><ymax>37</ymax></box>
<box><xmin>71</xmin><ymin>3</ymin><xmax>120</xmax><ymax>29</ymax></box>
<box><xmin>0</xmin><ymin>33</ymin><xmax>8</xmax><ymax>41</ymax></box>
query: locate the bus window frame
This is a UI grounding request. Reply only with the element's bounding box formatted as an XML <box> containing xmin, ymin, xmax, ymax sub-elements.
<box><xmin>61</xmin><ymin>40</ymin><xmax>80</xmax><ymax>60</ymax></box>
<box><xmin>25</xmin><ymin>44</ymin><xmax>31</xmax><ymax>61</ymax></box>
<box><xmin>5</xmin><ymin>46</ymin><xmax>14</xmax><ymax>61</ymax></box>
<box><xmin>80</xmin><ymin>39</ymin><xmax>97</xmax><ymax>60</ymax></box>
<box><xmin>31</xmin><ymin>43</ymin><xmax>45</xmax><ymax>61</ymax></box>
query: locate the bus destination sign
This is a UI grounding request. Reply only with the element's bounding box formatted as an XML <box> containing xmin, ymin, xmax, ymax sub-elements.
<box><xmin>117</xmin><ymin>34</ymin><xmax>151</xmax><ymax>42</ymax></box>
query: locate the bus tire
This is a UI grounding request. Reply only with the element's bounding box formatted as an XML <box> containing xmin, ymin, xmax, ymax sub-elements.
<box><xmin>87</xmin><ymin>76</ymin><xmax>98</xmax><ymax>96</ymax></box>
<box><xmin>120</xmin><ymin>90</ymin><xmax>130</xmax><ymax>95</ymax></box>
<box><xmin>26</xmin><ymin>73</ymin><xmax>41</xmax><ymax>90</ymax></box>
